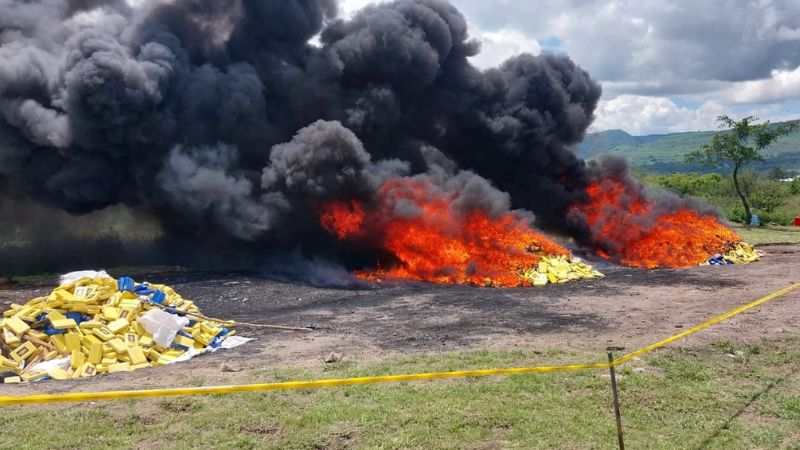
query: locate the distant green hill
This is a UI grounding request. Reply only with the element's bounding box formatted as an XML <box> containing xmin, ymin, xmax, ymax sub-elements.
<box><xmin>577</xmin><ymin>121</ymin><xmax>800</xmax><ymax>173</ymax></box>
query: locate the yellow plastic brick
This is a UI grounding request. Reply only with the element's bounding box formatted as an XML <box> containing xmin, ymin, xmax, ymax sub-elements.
<box><xmin>88</xmin><ymin>342</ymin><xmax>103</xmax><ymax>365</ymax></box>
<box><xmin>3</xmin><ymin>376</ymin><xmax>21</xmax><ymax>384</ymax></box>
<box><xmin>139</xmin><ymin>334</ymin><xmax>153</xmax><ymax>347</ymax></box>
<box><xmin>50</xmin><ymin>334</ymin><xmax>67</xmax><ymax>352</ymax></box>
<box><xmin>132</xmin><ymin>321</ymin><xmax>145</xmax><ymax>335</ymax></box>
<box><xmin>79</xmin><ymin>320</ymin><xmax>103</xmax><ymax>329</ymax></box>
<box><xmin>107</xmin><ymin>338</ymin><xmax>127</xmax><ymax>354</ymax></box>
<box><xmin>13</xmin><ymin>306</ymin><xmax>37</xmax><ymax>321</ymax></box>
<box><xmin>106</xmin><ymin>318</ymin><xmax>130</xmax><ymax>334</ymax></box>
<box><xmin>193</xmin><ymin>332</ymin><xmax>212</xmax><ymax>346</ymax></box>
<box><xmin>124</xmin><ymin>333</ymin><xmax>138</xmax><ymax>348</ymax></box>
<box><xmin>50</xmin><ymin>318</ymin><xmax>78</xmax><ymax>330</ymax></box>
<box><xmin>4</xmin><ymin>317</ymin><xmax>30</xmax><ymax>336</ymax></box>
<box><xmin>20</xmin><ymin>370</ymin><xmax>47</xmax><ymax>382</ymax></box>
<box><xmin>10</xmin><ymin>341</ymin><xmax>36</xmax><ymax>362</ymax></box>
<box><xmin>146</xmin><ymin>348</ymin><xmax>161</xmax><ymax>362</ymax></box>
<box><xmin>200</xmin><ymin>323</ymin><xmax>220</xmax><ymax>336</ymax></box>
<box><xmin>82</xmin><ymin>333</ymin><xmax>102</xmax><ymax>347</ymax></box>
<box><xmin>127</xmin><ymin>347</ymin><xmax>147</xmax><ymax>365</ymax></box>
<box><xmin>71</xmin><ymin>350</ymin><xmax>85</xmax><ymax>370</ymax></box>
<box><xmin>101</xmin><ymin>357</ymin><xmax>117</xmax><ymax>366</ymax></box>
<box><xmin>119</xmin><ymin>308</ymin><xmax>138</xmax><ymax>321</ymax></box>
<box><xmin>54</xmin><ymin>289</ymin><xmax>78</xmax><ymax>302</ymax></box>
<box><xmin>108</xmin><ymin>362</ymin><xmax>131</xmax><ymax>373</ymax></box>
<box><xmin>163</xmin><ymin>349</ymin><xmax>184</xmax><ymax>357</ymax></box>
<box><xmin>47</xmin><ymin>310</ymin><xmax>66</xmax><ymax>322</ymax></box>
<box><xmin>28</xmin><ymin>330</ymin><xmax>48</xmax><ymax>341</ymax></box>
<box><xmin>92</xmin><ymin>327</ymin><xmax>115</xmax><ymax>341</ymax></box>
<box><xmin>3</xmin><ymin>328</ymin><xmax>20</xmax><ymax>345</ymax></box>
<box><xmin>119</xmin><ymin>298</ymin><xmax>142</xmax><ymax>308</ymax></box>
<box><xmin>102</xmin><ymin>306</ymin><xmax>121</xmax><ymax>321</ymax></box>
<box><xmin>65</xmin><ymin>332</ymin><xmax>81</xmax><ymax>352</ymax></box>
<box><xmin>173</xmin><ymin>335</ymin><xmax>195</xmax><ymax>348</ymax></box>
<box><xmin>78</xmin><ymin>362</ymin><xmax>97</xmax><ymax>377</ymax></box>
<box><xmin>48</xmin><ymin>368</ymin><xmax>70</xmax><ymax>380</ymax></box>
<box><xmin>0</xmin><ymin>355</ymin><xmax>17</xmax><ymax>369</ymax></box>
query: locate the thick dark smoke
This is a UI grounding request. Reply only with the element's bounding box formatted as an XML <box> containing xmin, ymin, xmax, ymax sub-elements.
<box><xmin>0</xmin><ymin>0</ymin><xmax>604</xmax><ymax>275</ymax></box>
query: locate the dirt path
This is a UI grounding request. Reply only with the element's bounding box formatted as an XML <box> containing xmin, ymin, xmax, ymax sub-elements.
<box><xmin>1</xmin><ymin>244</ymin><xmax>798</xmax><ymax>396</ymax></box>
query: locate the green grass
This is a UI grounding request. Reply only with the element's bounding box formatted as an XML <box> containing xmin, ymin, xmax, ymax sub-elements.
<box><xmin>731</xmin><ymin>224</ymin><xmax>800</xmax><ymax>244</ymax></box>
<box><xmin>1</xmin><ymin>340</ymin><xmax>799</xmax><ymax>449</ymax></box>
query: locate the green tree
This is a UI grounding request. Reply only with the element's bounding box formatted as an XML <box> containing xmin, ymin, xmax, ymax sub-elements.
<box><xmin>687</xmin><ymin>116</ymin><xmax>797</xmax><ymax>224</ymax></box>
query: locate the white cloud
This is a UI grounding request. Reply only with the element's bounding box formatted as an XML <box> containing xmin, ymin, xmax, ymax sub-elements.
<box><xmin>468</xmin><ymin>27</ymin><xmax>541</xmax><ymax>69</ymax></box>
<box><xmin>723</xmin><ymin>66</ymin><xmax>800</xmax><ymax>104</ymax></box>
<box><xmin>456</xmin><ymin>0</ymin><xmax>800</xmax><ymax>85</ymax></box>
<box><xmin>591</xmin><ymin>95</ymin><xmax>722</xmax><ymax>134</ymax></box>
<box><xmin>338</xmin><ymin>0</ymin><xmax>381</xmax><ymax>18</ymax></box>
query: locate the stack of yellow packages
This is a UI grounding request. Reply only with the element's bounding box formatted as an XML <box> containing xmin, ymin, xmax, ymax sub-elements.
<box><xmin>520</xmin><ymin>255</ymin><xmax>605</xmax><ymax>286</ymax></box>
<box><xmin>0</xmin><ymin>273</ymin><xmax>236</xmax><ymax>383</ymax></box>
<box><xmin>701</xmin><ymin>241</ymin><xmax>763</xmax><ymax>266</ymax></box>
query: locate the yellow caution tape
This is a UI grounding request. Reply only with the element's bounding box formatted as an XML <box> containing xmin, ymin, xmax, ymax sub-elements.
<box><xmin>0</xmin><ymin>283</ymin><xmax>797</xmax><ymax>406</ymax></box>
<box><xmin>611</xmin><ymin>282</ymin><xmax>799</xmax><ymax>365</ymax></box>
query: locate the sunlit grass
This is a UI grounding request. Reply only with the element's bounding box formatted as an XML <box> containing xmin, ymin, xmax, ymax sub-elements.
<box><xmin>1</xmin><ymin>339</ymin><xmax>799</xmax><ymax>449</ymax></box>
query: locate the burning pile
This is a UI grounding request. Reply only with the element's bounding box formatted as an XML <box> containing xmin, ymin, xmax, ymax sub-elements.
<box><xmin>320</xmin><ymin>178</ymin><xmax>603</xmax><ymax>287</ymax></box>
<box><xmin>571</xmin><ymin>175</ymin><xmax>754</xmax><ymax>269</ymax></box>
<box><xmin>0</xmin><ymin>273</ymin><xmax>237</xmax><ymax>383</ymax></box>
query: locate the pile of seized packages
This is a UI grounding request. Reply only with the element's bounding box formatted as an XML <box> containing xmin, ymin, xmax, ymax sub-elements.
<box><xmin>0</xmin><ymin>271</ymin><xmax>245</xmax><ymax>383</ymax></box>
<box><xmin>517</xmin><ymin>240</ymin><xmax>762</xmax><ymax>285</ymax></box>
<box><xmin>702</xmin><ymin>242</ymin><xmax>763</xmax><ymax>265</ymax></box>
<box><xmin>519</xmin><ymin>255</ymin><xmax>605</xmax><ymax>286</ymax></box>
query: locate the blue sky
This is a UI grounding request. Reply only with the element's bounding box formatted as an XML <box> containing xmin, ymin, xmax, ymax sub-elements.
<box><xmin>343</xmin><ymin>0</ymin><xmax>800</xmax><ymax>135</ymax></box>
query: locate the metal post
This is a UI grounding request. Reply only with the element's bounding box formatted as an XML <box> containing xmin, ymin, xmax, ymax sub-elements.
<box><xmin>607</xmin><ymin>347</ymin><xmax>625</xmax><ymax>450</ymax></box>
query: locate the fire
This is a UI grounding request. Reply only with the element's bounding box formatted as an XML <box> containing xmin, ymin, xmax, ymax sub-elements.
<box><xmin>319</xmin><ymin>178</ymin><xmax>571</xmax><ymax>286</ymax></box>
<box><xmin>320</xmin><ymin>200</ymin><xmax>365</xmax><ymax>240</ymax></box>
<box><xmin>573</xmin><ymin>178</ymin><xmax>742</xmax><ymax>268</ymax></box>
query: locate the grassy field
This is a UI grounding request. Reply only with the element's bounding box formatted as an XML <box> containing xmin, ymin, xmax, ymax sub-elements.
<box><xmin>731</xmin><ymin>224</ymin><xmax>800</xmax><ymax>245</ymax></box>
<box><xmin>1</xmin><ymin>339</ymin><xmax>799</xmax><ymax>449</ymax></box>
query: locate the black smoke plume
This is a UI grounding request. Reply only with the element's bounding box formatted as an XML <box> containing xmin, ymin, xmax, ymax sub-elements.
<box><xmin>0</xmin><ymin>0</ymin><xmax>603</xmax><ymax>275</ymax></box>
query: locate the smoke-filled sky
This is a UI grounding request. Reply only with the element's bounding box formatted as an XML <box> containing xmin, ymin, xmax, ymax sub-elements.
<box><xmin>342</xmin><ymin>0</ymin><xmax>800</xmax><ymax>134</ymax></box>
<box><xmin>0</xmin><ymin>0</ymin><xmax>608</xmax><ymax>274</ymax></box>
<box><xmin>0</xmin><ymin>0</ymin><xmax>747</xmax><ymax>276</ymax></box>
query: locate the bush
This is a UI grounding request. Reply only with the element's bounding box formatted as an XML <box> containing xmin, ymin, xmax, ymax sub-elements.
<box><xmin>723</xmin><ymin>206</ymin><xmax>748</xmax><ymax>224</ymax></box>
<box><xmin>791</xmin><ymin>178</ymin><xmax>800</xmax><ymax>195</ymax></box>
<box><xmin>748</xmin><ymin>179</ymin><xmax>791</xmax><ymax>213</ymax></box>
<box><xmin>642</xmin><ymin>171</ymin><xmax>799</xmax><ymax>225</ymax></box>
<box><xmin>644</xmin><ymin>173</ymin><xmax>724</xmax><ymax>198</ymax></box>
<box><xmin>758</xmin><ymin>211</ymin><xmax>795</xmax><ymax>226</ymax></box>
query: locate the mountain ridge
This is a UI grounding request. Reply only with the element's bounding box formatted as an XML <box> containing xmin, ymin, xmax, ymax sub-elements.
<box><xmin>577</xmin><ymin>121</ymin><xmax>800</xmax><ymax>173</ymax></box>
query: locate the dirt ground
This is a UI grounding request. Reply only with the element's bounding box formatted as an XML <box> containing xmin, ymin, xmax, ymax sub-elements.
<box><xmin>0</xmin><ymin>244</ymin><xmax>798</xmax><ymax>396</ymax></box>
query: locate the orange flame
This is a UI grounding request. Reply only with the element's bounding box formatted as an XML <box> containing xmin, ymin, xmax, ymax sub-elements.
<box><xmin>319</xmin><ymin>178</ymin><xmax>569</xmax><ymax>286</ymax></box>
<box><xmin>320</xmin><ymin>200</ymin><xmax>365</xmax><ymax>240</ymax></box>
<box><xmin>574</xmin><ymin>178</ymin><xmax>741</xmax><ymax>268</ymax></box>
